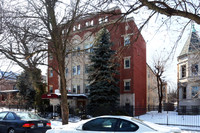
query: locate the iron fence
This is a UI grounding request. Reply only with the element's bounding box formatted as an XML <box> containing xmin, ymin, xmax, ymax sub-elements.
<box><xmin>0</xmin><ymin>104</ymin><xmax>200</xmax><ymax>129</ymax></box>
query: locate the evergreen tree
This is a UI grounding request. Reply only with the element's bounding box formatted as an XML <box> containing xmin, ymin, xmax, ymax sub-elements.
<box><xmin>16</xmin><ymin>70</ymin><xmax>49</xmax><ymax>113</ymax></box>
<box><xmin>87</xmin><ymin>28</ymin><xmax>119</xmax><ymax>116</ymax></box>
<box><xmin>16</xmin><ymin>71</ymin><xmax>36</xmax><ymax>108</ymax></box>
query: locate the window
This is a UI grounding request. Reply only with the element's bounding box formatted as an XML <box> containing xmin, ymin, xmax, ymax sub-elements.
<box><xmin>73</xmin><ymin>66</ymin><xmax>76</xmax><ymax>75</ymax></box>
<box><xmin>49</xmin><ymin>53</ymin><xmax>53</xmax><ymax>60</ymax></box>
<box><xmin>78</xmin><ymin>24</ymin><xmax>80</xmax><ymax>30</ymax></box>
<box><xmin>124</xmin><ymin>57</ymin><xmax>130</xmax><ymax>69</ymax></box>
<box><xmin>73</xmin><ymin>26</ymin><xmax>76</xmax><ymax>31</ymax></box>
<box><xmin>116</xmin><ymin>120</ymin><xmax>139</xmax><ymax>132</ymax></box>
<box><xmin>85</xmin><ymin>43</ymin><xmax>93</xmax><ymax>53</ymax></box>
<box><xmin>86</xmin><ymin>22</ymin><xmax>89</xmax><ymax>26</ymax></box>
<box><xmin>124</xmin><ymin>36</ymin><xmax>130</xmax><ymax>46</ymax></box>
<box><xmin>49</xmin><ymin>69</ymin><xmax>53</xmax><ymax>77</ymax></box>
<box><xmin>91</xmin><ymin>20</ymin><xmax>94</xmax><ymax>26</ymax></box>
<box><xmin>77</xmin><ymin>65</ymin><xmax>80</xmax><ymax>75</ymax></box>
<box><xmin>0</xmin><ymin>112</ymin><xmax>8</xmax><ymax>120</ymax></box>
<box><xmin>73</xmin><ymin>85</ymin><xmax>76</xmax><ymax>93</ymax></box>
<box><xmin>5</xmin><ymin>113</ymin><xmax>15</xmax><ymax>120</ymax></box>
<box><xmin>73</xmin><ymin>24</ymin><xmax>81</xmax><ymax>31</ymax></box>
<box><xmin>181</xmin><ymin>65</ymin><xmax>186</xmax><ymax>78</ymax></box>
<box><xmin>99</xmin><ymin>16</ymin><xmax>108</xmax><ymax>24</ymax></box>
<box><xmin>77</xmin><ymin>85</ymin><xmax>80</xmax><ymax>94</ymax></box>
<box><xmin>191</xmin><ymin>64</ymin><xmax>198</xmax><ymax>75</ymax></box>
<box><xmin>82</xmin><ymin>118</ymin><xmax>117</xmax><ymax>131</ymax></box>
<box><xmin>182</xmin><ymin>87</ymin><xmax>186</xmax><ymax>99</ymax></box>
<box><xmin>99</xmin><ymin>18</ymin><xmax>102</xmax><ymax>24</ymax></box>
<box><xmin>49</xmin><ymin>85</ymin><xmax>53</xmax><ymax>93</ymax></box>
<box><xmin>77</xmin><ymin>47</ymin><xmax>81</xmax><ymax>56</ymax></box>
<box><xmin>124</xmin><ymin>80</ymin><xmax>131</xmax><ymax>91</ymax></box>
<box><xmin>192</xmin><ymin>86</ymin><xmax>199</xmax><ymax>98</ymax></box>
<box><xmin>85</xmin><ymin>20</ymin><xmax>94</xmax><ymax>27</ymax></box>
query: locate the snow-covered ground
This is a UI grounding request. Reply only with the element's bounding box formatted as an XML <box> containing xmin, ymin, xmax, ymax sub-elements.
<box><xmin>137</xmin><ymin>111</ymin><xmax>200</xmax><ymax>132</ymax></box>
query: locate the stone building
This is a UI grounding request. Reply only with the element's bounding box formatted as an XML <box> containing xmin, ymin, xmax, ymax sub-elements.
<box><xmin>177</xmin><ymin>25</ymin><xmax>200</xmax><ymax>114</ymax></box>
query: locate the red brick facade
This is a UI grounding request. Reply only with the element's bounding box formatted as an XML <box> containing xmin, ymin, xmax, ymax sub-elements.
<box><xmin>47</xmin><ymin>7</ymin><xmax>146</xmax><ymax>116</ymax></box>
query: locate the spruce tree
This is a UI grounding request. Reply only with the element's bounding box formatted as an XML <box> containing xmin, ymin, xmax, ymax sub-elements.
<box><xmin>16</xmin><ymin>71</ymin><xmax>36</xmax><ymax>108</ymax></box>
<box><xmin>87</xmin><ymin>28</ymin><xmax>119</xmax><ymax>116</ymax></box>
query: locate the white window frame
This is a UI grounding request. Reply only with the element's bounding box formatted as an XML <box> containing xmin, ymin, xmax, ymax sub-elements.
<box><xmin>181</xmin><ymin>64</ymin><xmax>186</xmax><ymax>78</ymax></box>
<box><xmin>124</xmin><ymin>79</ymin><xmax>131</xmax><ymax>91</ymax></box>
<box><xmin>124</xmin><ymin>57</ymin><xmax>131</xmax><ymax>69</ymax></box>
<box><xmin>124</xmin><ymin>35</ymin><xmax>130</xmax><ymax>46</ymax></box>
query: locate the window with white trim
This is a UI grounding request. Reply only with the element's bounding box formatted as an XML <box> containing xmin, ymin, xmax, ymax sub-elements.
<box><xmin>124</xmin><ymin>35</ymin><xmax>130</xmax><ymax>46</ymax></box>
<box><xmin>99</xmin><ymin>16</ymin><xmax>108</xmax><ymax>24</ymax></box>
<box><xmin>124</xmin><ymin>57</ymin><xmax>130</xmax><ymax>69</ymax></box>
<box><xmin>85</xmin><ymin>20</ymin><xmax>94</xmax><ymax>27</ymax></box>
<box><xmin>181</xmin><ymin>65</ymin><xmax>186</xmax><ymax>78</ymax></box>
<box><xmin>124</xmin><ymin>79</ymin><xmax>131</xmax><ymax>91</ymax></box>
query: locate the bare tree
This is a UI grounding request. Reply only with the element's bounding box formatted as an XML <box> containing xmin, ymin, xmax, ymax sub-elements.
<box><xmin>0</xmin><ymin>0</ymin><xmax>95</xmax><ymax>124</ymax></box>
<box><xmin>95</xmin><ymin>0</ymin><xmax>200</xmax><ymax>24</ymax></box>
<box><xmin>152</xmin><ymin>51</ymin><xmax>170</xmax><ymax>113</ymax></box>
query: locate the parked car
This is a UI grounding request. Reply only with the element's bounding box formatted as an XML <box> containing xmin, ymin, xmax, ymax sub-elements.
<box><xmin>0</xmin><ymin>111</ymin><xmax>51</xmax><ymax>133</ymax></box>
<box><xmin>46</xmin><ymin>115</ymin><xmax>181</xmax><ymax>133</ymax></box>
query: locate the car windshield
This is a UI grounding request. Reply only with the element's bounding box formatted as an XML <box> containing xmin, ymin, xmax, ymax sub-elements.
<box><xmin>16</xmin><ymin>112</ymin><xmax>42</xmax><ymax>120</ymax></box>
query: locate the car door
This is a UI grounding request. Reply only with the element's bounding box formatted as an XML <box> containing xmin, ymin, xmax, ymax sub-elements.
<box><xmin>3</xmin><ymin>112</ymin><xmax>17</xmax><ymax>131</ymax></box>
<box><xmin>78</xmin><ymin>118</ymin><xmax>117</xmax><ymax>133</ymax></box>
<box><xmin>0</xmin><ymin>112</ymin><xmax>8</xmax><ymax>133</ymax></box>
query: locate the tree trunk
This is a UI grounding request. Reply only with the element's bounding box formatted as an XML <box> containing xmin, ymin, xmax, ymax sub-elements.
<box><xmin>158</xmin><ymin>98</ymin><xmax>162</xmax><ymax>113</ymax></box>
<box><xmin>58</xmin><ymin>63</ymin><xmax>69</xmax><ymax>124</ymax></box>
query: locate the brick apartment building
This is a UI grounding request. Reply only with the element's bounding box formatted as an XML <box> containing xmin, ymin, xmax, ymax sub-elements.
<box><xmin>46</xmin><ymin>7</ymin><xmax>147</xmax><ymax>116</ymax></box>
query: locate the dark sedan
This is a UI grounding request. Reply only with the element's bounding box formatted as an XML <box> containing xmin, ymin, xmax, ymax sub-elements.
<box><xmin>0</xmin><ymin>111</ymin><xmax>51</xmax><ymax>133</ymax></box>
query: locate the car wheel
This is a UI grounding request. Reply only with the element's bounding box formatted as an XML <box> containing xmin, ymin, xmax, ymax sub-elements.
<box><xmin>8</xmin><ymin>128</ymin><xmax>15</xmax><ymax>133</ymax></box>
